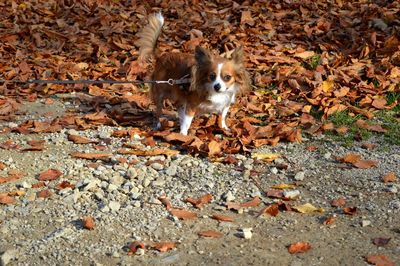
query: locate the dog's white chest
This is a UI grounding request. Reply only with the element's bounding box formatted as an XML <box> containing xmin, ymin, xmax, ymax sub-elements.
<box><xmin>199</xmin><ymin>92</ymin><xmax>234</xmax><ymax>113</ymax></box>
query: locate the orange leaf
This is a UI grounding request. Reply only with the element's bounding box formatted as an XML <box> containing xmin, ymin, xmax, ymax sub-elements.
<box><xmin>128</xmin><ymin>241</ymin><xmax>145</xmax><ymax>255</ymax></box>
<box><xmin>331</xmin><ymin>197</ymin><xmax>346</xmax><ymax>207</ymax></box>
<box><xmin>240</xmin><ymin>196</ymin><xmax>262</xmax><ymax>208</ymax></box>
<box><xmin>288</xmin><ymin>242</ymin><xmax>311</xmax><ymax>254</ymax></box>
<box><xmin>56</xmin><ymin>181</ymin><xmax>75</xmax><ymax>190</ymax></box>
<box><xmin>0</xmin><ymin>162</ymin><xmax>6</xmax><ymax>170</ymax></box>
<box><xmin>158</xmin><ymin>195</ymin><xmax>172</xmax><ymax>210</ymax></box>
<box><xmin>68</xmin><ymin>134</ymin><xmax>97</xmax><ymax>144</ymax></box>
<box><xmin>353</xmin><ymin>160</ymin><xmax>378</xmax><ymax>169</ymax></box>
<box><xmin>211</xmin><ymin>214</ymin><xmax>235</xmax><ymax>222</ymax></box>
<box><xmin>151</xmin><ymin>241</ymin><xmax>176</xmax><ymax>252</ymax></box>
<box><xmin>343</xmin><ymin>206</ymin><xmax>357</xmax><ymax>215</ymax></box>
<box><xmin>323</xmin><ymin>215</ymin><xmax>336</xmax><ymax>225</ymax></box>
<box><xmin>382</xmin><ymin>172</ymin><xmax>397</xmax><ymax>183</ymax></box>
<box><xmin>185</xmin><ymin>193</ymin><xmax>213</xmax><ymax>209</ymax></box>
<box><xmin>71</xmin><ymin>152</ymin><xmax>112</xmax><ymax>160</ymax></box>
<box><xmin>169</xmin><ymin>208</ymin><xmax>197</xmax><ymax>220</ymax></box>
<box><xmin>371</xmin><ymin>98</ymin><xmax>387</xmax><ymax>109</ymax></box>
<box><xmin>240</xmin><ymin>10</ymin><xmax>254</xmax><ymax>26</ymax></box>
<box><xmin>164</xmin><ymin>132</ymin><xmax>194</xmax><ymax>143</ymax></box>
<box><xmin>38</xmin><ymin>169</ymin><xmax>62</xmax><ymax>181</ymax></box>
<box><xmin>82</xmin><ymin>216</ymin><xmax>95</xmax><ymax>230</ymax></box>
<box><xmin>208</xmin><ymin>140</ymin><xmax>221</xmax><ymax>157</ymax></box>
<box><xmin>198</xmin><ymin>230</ymin><xmax>223</xmax><ymax>238</ymax></box>
<box><xmin>361</xmin><ymin>143</ymin><xmax>377</xmax><ymax>150</ymax></box>
<box><xmin>337</xmin><ymin>153</ymin><xmax>361</xmax><ymax>164</ymax></box>
<box><xmin>258</xmin><ymin>204</ymin><xmax>279</xmax><ymax>217</ymax></box>
<box><xmin>366</xmin><ymin>255</ymin><xmax>395</xmax><ymax>266</ymax></box>
<box><xmin>117</xmin><ymin>148</ymin><xmax>178</xmax><ymax>157</ymax></box>
<box><xmin>36</xmin><ymin>189</ymin><xmax>53</xmax><ymax>199</ymax></box>
<box><xmin>0</xmin><ymin>193</ymin><xmax>15</xmax><ymax>204</ymax></box>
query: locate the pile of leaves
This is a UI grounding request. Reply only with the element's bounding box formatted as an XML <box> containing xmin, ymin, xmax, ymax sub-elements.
<box><xmin>0</xmin><ymin>0</ymin><xmax>399</xmax><ymax>156</ymax></box>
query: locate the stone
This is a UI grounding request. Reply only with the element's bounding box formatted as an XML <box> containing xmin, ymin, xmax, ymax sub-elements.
<box><xmin>270</xmin><ymin>167</ymin><xmax>278</xmax><ymax>174</ymax></box>
<box><xmin>142</xmin><ymin>178</ymin><xmax>151</xmax><ymax>188</ymax></box>
<box><xmin>127</xmin><ymin>168</ymin><xmax>138</xmax><ymax>179</ymax></box>
<box><xmin>324</xmin><ymin>152</ymin><xmax>332</xmax><ymax>159</ymax></box>
<box><xmin>108</xmin><ymin>201</ymin><xmax>121</xmax><ymax>212</ymax></box>
<box><xmin>109</xmin><ymin>175</ymin><xmax>124</xmax><ymax>186</ymax></box>
<box><xmin>283</xmin><ymin>190</ymin><xmax>300</xmax><ymax>199</ymax></box>
<box><xmin>0</xmin><ymin>249</ymin><xmax>15</xmax><ymax>266</ymax></box>
<box><xmin>136</xmin><ymin>248</ymin><xmax>145</xmax><ymax>256</ymax></box>
<box><xmin>361</xmin><ymin>220</ymin><xmax>371</xmax><ymax>227</ymax></box>
<box><xmin>240</xmin><ymin>228</ymin><xmax>253</xmax><ymax>239</ymax></box>
<box><xmin>152</xmin><ymin>178</ymin><xmax>165</xmax><ymax>187</ymax></box>
<box><xmin>294</xmin><ymin>171</ymin><xmax>305</xmax><ymax>181</ymax></box>
<box><xmin>151</xmin><ymin>163</ymin><xmax>164</xmax><ymax>171</ymax></box>
<box><xmin>223</xmin><ymin>191</ymin><xmax>235</xmax><ymax>202</ymax></box>
<box><xmin>166</xmin><ymin>165</ymin><xmax>178</xmax><ymax>176</ymax></box>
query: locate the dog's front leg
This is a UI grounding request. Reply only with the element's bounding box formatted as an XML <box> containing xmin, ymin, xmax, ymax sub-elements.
<box><xmin>179</xmin><ymin>106</ymin><xmax>195</xmax><ymax>135</ymax></box>
<box><xmin>220</xmin><ymin>105</ymin><xmax>230</xmax><ymax>131</ymax></box>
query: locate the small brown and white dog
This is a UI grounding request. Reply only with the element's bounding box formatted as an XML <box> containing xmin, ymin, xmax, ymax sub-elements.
<box><xmin>137</xmin><ymin>13</ymin><xmax>250</xmax><ymax>135</ymax></box>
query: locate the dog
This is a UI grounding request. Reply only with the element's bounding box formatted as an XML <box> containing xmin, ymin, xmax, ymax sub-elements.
<box><xmin>137</xmin><ymin>13</ymin><xmax>250</xmax><ymax>135</ymax></box>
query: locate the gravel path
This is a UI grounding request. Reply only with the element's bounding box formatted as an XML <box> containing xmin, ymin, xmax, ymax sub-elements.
<box><xmin>0</xmin><ymin>99</ymin><xmax>399</xmax><ymax>266</ymax></box>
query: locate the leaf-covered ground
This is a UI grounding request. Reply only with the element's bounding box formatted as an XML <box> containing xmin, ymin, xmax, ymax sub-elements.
<box><xmin>1</xmin><ymin>0</ymin><xmax>399</xmax><ymax>156</ymax></box>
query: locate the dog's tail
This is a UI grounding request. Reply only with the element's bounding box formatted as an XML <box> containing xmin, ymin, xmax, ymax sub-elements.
<box><xmin>136</xmin><ymin>13</ymin><xmax>164</xmax><ymax>63</ymax></box>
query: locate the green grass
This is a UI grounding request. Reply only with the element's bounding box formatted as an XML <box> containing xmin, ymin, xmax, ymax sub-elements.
<box><xmin>375</xmin><ymin>110</ymin><xmax>400</xmax><ymax>145</ymax></box>
<box><xmin>385</xmin><ymin>91</ymin><xmax>400</xmax><ymax>112</ymax></box>
<box><xmin>305</xmin><ymin>54</ymin><xmax>321</xmax><ymax>70</ymax></box>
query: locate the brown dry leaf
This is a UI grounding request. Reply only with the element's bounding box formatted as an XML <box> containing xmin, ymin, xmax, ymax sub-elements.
<box><xmin>0</xmin><ymin>162</ymin><xmax>6</xmax><ymax>170</ymax></box>
<box><xmin>343</xmin><ymin>206</ymin><xmax>357</xmax><ymax>215</ymax></box>
<box><xmin>71</xmin><ymin>152</ymin><xmax>112</xmax><ymax>160</ymax></box>
<box><xmin>208</xmin><ymin>140</ymin><xmax>221</xmax><ymax>157</ymax></box>
<box><xmin>293</xmin><ymin>51</ymin><xmax>315</xmax><ymax>59</ymax></box>
<box><xmin>117</xmin><ymin>148</ymin><xmax>178</xmax><ymax>157</ymax></box>
<box><xmin>128</xmin><ymin>241</ymin><xmax>145</xmax><ymax>255</ymax></box>
<box><xmin>331</xmin><ymin>197</ymin><xmax>346</xmax><ymax>207</ymax></box>
<box><xmin>151</xmin><ymin>242</ymin><xmax>177</xmax><ymax>252</ymax></box>
<box><xmin>36</xmin><ymin>189</ymin><xmax>53</xmax><ymax>199</ymax></box>
<box><xmin>323</xmin><ymin>215</ymin><xmax>336</xmax><ymax>225</ymax></box>
<box><xmin>366</xmin><ymin>255</ymin><xmax>395</xmax><ymax>266</ymax></box>
<box><xmin>68</xmin><ymin>134</ymin><xmax>97</xmax><ymax>144</ymax></box>
<box><xmin>271</xmin><ymin>184</ymin><xmax>297</xmax><ymax>190</ymax></box>
<box><xmin>266</xmin><ymin>189</ymin><xmax>284</xmax><ymax>199</ymax></box>
<box><xmin>361</xmin><ymin>143</ymin><xmax>377</xmax><ymax>150</ymax></box>
<box><xmin>306</xmin><ymin>145</ymin><xmax>318</xmax><ymax>152</ymax></box>
<box><xmin>337</xmin><ymin>153</ymin><xmax>361</xmax><ymax>164</ymax></box>
<box><xmin>185</xmin><ymin>194</ymin><xmax>213</xmax><ymax>209</ymax></box>
<box><xmin>0</xmin><ymin>193</ymin><xmax>15</xmax><ymax>205</ymax></box>
<box><xmin>169</xmin><ymin>208</ymin><xmax>197</xmax><ymax>220</ymax></box>
<box><xmin>258</xmin><ymin>204</ymin><xmax>279</xmax><ymax>217</ymax></box>
<box><xmin>32</xmin><ymin>182</ymin><xmax>46</xmax><ymax>188</ymax></box>
<box><xmin>38</xmin><ymin>169</ymin><xmax>62</xmax><ymax>181</ymax></box>
<box><xmin>335</xmin><ymin>126</ymin><xmax>348</xmax><ymax>135</ymax></box>
<box><xmin>382</xmin><ymin>172</ymin><xmax>397</xmax><ymax>183</ymax></box>
<box><xmin>371</xmin><ymin>98</ymin><xmax>387</xmax><ymax>109</ymax></box>
<box><xmin>288</xmin><ymin>242</ymin><xmax>312</xmax><ymax>254</ymax></box>
<box><xmin>240</xmin><ymin>10</ymin><xmax>254</xmax><ymax>26</ymax></box>
<box><xmin>158</xmin><ymin>195</ymin><xmax>172</xmax><ymax>210</ymax></box>
<box><xmin>198</xmin><ymin>230</ymin><xmax>223</xmax><ymax>238</ymax></box>
<box><xmin>372</xmin><ymin>238</ymin><xmax>391</xmax><ymax>247</ymax></box>
<box><xmin>56</xmin><ymin>181</ymin><xmax>75</xmax><ymax>190</ymax></box>
<box><xmin>252</xmin><ymin>152</ymin><xmax>281</xmax><ymax>162</ymax></box>
<box><xmin>353</xmin><ymin>159</ymin><xmax>378</xmax><ymax>169</ymax></box>
<box><xmin>164</xmin><ymin>132</ymin><xmax>194</xmax><ymax>143</ymax></box>
<box><xmin>82</xmin><ymin>216</ymin><xmax>95</xmax><ymax>230</ymax></box>
<box><xmin>240</xmin><ymin>196</ymin><xmax>262</xmax><ymax>208</ymax></box>
<box><xmin>211</xmin><ymin>214</ymin><xmax>235</xmax><ymax>222</ymax></box>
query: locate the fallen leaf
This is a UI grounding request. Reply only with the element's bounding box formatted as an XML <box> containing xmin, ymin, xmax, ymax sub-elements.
<box><xmin>266</xmin><ymin>189</ymin><xmax>284</xmax><ymax>198</ymax></box>
<box><xmin>0</xmin><ymin>193</ymin><xmax>15</xmax><ymax>204</ymax></box>
<box><xmin>353</xmin><ymin>159</ymin><xmax>378</xmax><ymax>169</ymax></box>
<box><xmin>71</xmin><ymin>152</ymin><xmax>112</xmax><ymax>160</ymax></box>
<box><xmin>32</xmin><ymin>181</ymin><xmax>46</xmax><ymax>188</ymax></box>
<box><xmin>306</xmin><ymin>145</ymin><xmax>318</xmax><ymax>152</ymax></box>
<box><xmin>158</xmin><ymin>195</ymin><xmax>172</xmax><ymax>210</ymax></box>
<box><xmin>211</xmin><ymin>214</ymin><xmax>235</xmax><ymax>222</ymax></box>
<box><xmin>258</xmin><ymin>204</ymin><xmax>279</xmax><ymax>217</ymax></box>
<box><xmin>208</xmin><ymin>140</ymin><xmax>221</xmax><ymax>157</ymax></box>
<box><xmin>68</xmin><ymin>134</ymin><xmax>98</xmax><ymax>144</ymax></box>
<box><xmin>288</xmin><ymin>242</ymin><xmax>312</xmax><ymax>254</ymax></box>
<box><xmin>252</xmin><ymin>152</ymin><xmax>280</xmax><ymax>162</ymax></box>
<box><xmin>293</xmin><ymin>203</ymin><xmax>324</xmax><ymax>213</ymax></box>
<box><xmin>198</xmin><ymin>230</ymin><xmax>223</xmax><ymax>238</ymax></box>
<box><xmin>366</xmin><ymin>255</ymin><xmax>395</xmax><ymax>266</ymax></box>
<box><xmin>169</xmin><ymin>208</ymin><xmax>197</xmax><ymax>220</ymax></box>
<box><xmin>323</xmin><ymin>215</ymin><xmax>336</xmax><ymax>225</ymax></box>
<box><xmin>36</xmin><ymin>189</ymin><xmax>53</xmax><ymax>198</ymax></box>
<box><xmin>337</xmin><ymin>153</ymin><xmax>361</xmax><ymax>164</ymax></box>
<box><xmin>128</xmin><ymin>241</ymin><xmax>145</xmax><ymax>255</ymax></box>
<box><xmin>82</xmin><ymin>216</ymin><xmax>95</xmax><ymax>230</ymax></box>
<box><xmin>361</xmin><ymin>143</ymin><xmax>377</xmax><ymax>150</ymax></box>
<box><xmin>0</xmin><ymin>162</ymin><xmax>6</xmax><ymax>170</ymax></box>
<box><xmin>240</xmin><ymin>196</ymin><xmax>262</xmax><ymax>208</ymax></box>
<box><xmin>151</xmin><ymin>241</ymin><xmax>176</xmax><ymax>252</ymax></box>
<box><xmin>343</xmin><ymin>206</ymin><xmax>357</xmax><ymax>215</ymax></box>
<box><xmin>164</xmin><ymin>132</ymin><xmax>194</xmax><ymax>143</ymax></box>
<box><xmin>38</xmin><ymin>169</ymin><xmax>62</xmax><ymax>181</ymax></box>
<box><xmin>117</xmin><ymin>148</ymin><xmax>178</xmax><ymax>157</ymax></box>
<box><xmin>372</xmin><ymin>238</ymin><xmax>391</xmax><ymax>247</ymax></box>
<box><xmin>331</xmin><ymin>197</ymin><xmax>346</xmax><ymax>207</ymax></box>
<box><xmin>271</xmin><ymin>184</ymin><xmax>297</xmax><ymax>190</ymax></box>
<box><xmin>185</xmin><ymin>194</ymin><xmax>213</xmax><ymax>209</ymax></box>
<box><xmin>241</xmin><ymin>10</ymin><xmax>254</xmax><ymax>26</ymax></box>
<box><xmin>382</xmin><ymin>172</ymin><xmax>397</xmax><ymax>183</ymax></box>
<box><xmin>293</xmin><ymin>51</ymin><xmax>315</xmax><ymax>59</ymax></box>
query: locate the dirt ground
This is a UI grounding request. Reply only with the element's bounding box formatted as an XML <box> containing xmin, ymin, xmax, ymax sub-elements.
<box><xmin>0</xmin><ymin>98</ymin><xmax>399</xmax><ymax>266</ymax></box>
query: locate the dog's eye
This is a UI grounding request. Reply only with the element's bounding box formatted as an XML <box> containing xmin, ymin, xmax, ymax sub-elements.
<box><xmin>223</xmin><ymin>75</ymin><xmax>232</xmax><ymax>81</ymax></box>
<box><xmin>209</xmin><ymin>73</ymin><xmax>216</xmax><ymax>81</ymax></box>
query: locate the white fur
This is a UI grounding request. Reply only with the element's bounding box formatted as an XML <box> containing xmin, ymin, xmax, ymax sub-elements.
<box><xmin>180</xmin><ymin>113</ymin><xmax>193</xmax><ymax>135</ymax></box>
<box><xmin>155</xmin><ymin>12</ymin><xmax>164</xmax><ymax>26</ymax></box>
<box><xmin>212</xmin><ymin>63</ymin><xmax>227</xmax><ymax>92</ymax></box>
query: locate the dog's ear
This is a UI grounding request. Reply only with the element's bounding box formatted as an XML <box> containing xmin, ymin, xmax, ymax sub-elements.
<box><xmin>195</xmin><ymin>46</ymin><xmax>212</xmax><ymax>65</ymax></box>
<box><xmin>231</xmin><ymin>45</ymin><xmax>244</xmax><ymax>65</ymax></box>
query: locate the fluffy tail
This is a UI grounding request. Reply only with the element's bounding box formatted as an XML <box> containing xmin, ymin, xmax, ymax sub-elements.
<box><xmin>136</xmin><ymin>13</ymin><xmax>164</xmax><ymax>63</ymax></box>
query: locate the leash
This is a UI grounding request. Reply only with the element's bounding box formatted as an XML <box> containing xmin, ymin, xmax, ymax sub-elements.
<box><xmin>0</xmin><ymin>75</ymin><xmax>191</xmax><ymax>86</ymax></box>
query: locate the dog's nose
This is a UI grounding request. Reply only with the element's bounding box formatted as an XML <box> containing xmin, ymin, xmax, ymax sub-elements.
<box><xmin>214</xmin><ymin>83</ymin><xmax>221</xmax><ymax>92</ymax></box>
